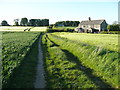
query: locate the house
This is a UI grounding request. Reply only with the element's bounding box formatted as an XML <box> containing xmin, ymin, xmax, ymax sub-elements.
<box><xmin>75</xmin><ymin>17</ymin><xmax>108</xmax><ymax>33</ymax></box>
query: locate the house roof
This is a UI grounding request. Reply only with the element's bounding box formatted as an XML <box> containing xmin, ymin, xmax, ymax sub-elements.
<box><xmin>80</xmin><ymin>19</ymin><xmax>105</xmax><ymax>25</ymax></box>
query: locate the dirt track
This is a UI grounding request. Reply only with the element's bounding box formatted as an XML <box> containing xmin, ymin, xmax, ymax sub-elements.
<box><xmin>34</xmin><ymin>35</ymin><xmax>46</xmax><ymax>88</ymax></box>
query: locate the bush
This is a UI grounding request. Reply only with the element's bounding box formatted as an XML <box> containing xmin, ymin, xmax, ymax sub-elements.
<box><xmin>108</xmin><ymin>31</ymin><xmax>119</xmax><ymax>34</ymax></box>
<box><xmin>100</xmin><ymin>31</ymin><xmax>108</xmax><ymax>34</ymax></box>
<box><xmin>100</xmin><ymin>31</ymin><xmax>119</xmax><ymax>34</ymax></box>
<box><xmin>107</xmin><ymin>24</ymin><xmax>120</xmax><ymax>31</ymax></box>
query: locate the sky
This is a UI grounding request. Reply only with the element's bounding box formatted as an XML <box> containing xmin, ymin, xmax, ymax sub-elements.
<box><xmin>0</xmin><ymin>0</ymin><xmax>119</xmax><ymax>25</ymax></box>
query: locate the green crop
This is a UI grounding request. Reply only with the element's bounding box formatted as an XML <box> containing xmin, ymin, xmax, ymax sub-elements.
<box><xmin>54</xmin><ymin>32</ymin><xmax>118</xmax><ymax>52</ymax></box>
<box><xmin>2</xmin><ymin>32</ymin><xmax>41</xmax><ymax>87</ymax></box>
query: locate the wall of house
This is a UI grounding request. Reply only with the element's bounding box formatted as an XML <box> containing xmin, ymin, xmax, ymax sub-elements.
<box><xmin>80</xmin><ymin>24</ymin><xmax>100</xmax><ymax>31</ymax></box>
<box><xmin>94</xmin><ymin>25</ymin><xmax>101</xmax><ymax>31</ymax></box>
<box><xmin>100</xmin><ymin>21</ymin><xmax>107</xmax><ymax>31</ymax></box>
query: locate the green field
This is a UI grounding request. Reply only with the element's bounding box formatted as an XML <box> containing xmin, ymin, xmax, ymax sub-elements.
<box><xmin>42</xmin><ymin>32</ymin><xmax>119</xmax><ymax>88</ymax></box>
<box><xmin>1</xmin><ymin>28</ymin><xmax>119</xmax><ymax>88</ymax></box>
<box><xmin>2</xmin><ymin>32</ymin><xmax>41</xmax><ymax>88</ymax></box>
<box><xmin>0</xmin><ymin>26</ymin><xmax>31</xmax><ymax>30</ymax></box>
<box><xmin>54</xmin><ymin>32</ymin><xmax>118</xmax><ymax>52</ymax></box>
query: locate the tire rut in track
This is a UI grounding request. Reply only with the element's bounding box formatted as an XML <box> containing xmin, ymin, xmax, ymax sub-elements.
<box><xmin>34</xmin><ymin>35</ymin><xmax>46</xmax><ymax>88</ymax></box>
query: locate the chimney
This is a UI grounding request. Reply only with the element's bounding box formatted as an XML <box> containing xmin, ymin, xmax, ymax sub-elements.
<box><xmin>89</xmin><ymin>17</ymin><xmax>91</xmax><ymax>21</ymax></box>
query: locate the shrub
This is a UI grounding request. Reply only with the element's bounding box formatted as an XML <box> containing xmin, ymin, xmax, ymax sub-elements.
<box><xmin>100</xmin><ymin>31</ymin><xmax>108</xmax><ymax>34</ymax></box>
<box><xmin>100</xmin><ymin>31</ymin><xmax>119</xmax><ymax>34</ymax></box>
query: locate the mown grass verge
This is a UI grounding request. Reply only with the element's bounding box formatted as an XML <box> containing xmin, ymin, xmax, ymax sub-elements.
<box><xmin>45</xmin><ymin>33</ymin><xmax>119</xmax><ymax>88</ymax></box>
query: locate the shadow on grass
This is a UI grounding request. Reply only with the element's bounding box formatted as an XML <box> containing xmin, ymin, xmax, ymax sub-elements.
<box><xmin>45</xmin><ymin>34</ymin><xmax>113</xmax><ymax>88</ymax></box>
<box><xmin>3</xmin><ymin>35</ymin><xmax>40</xmax><ymax>88</ymax></box>
<box><xmin>61</xmin><ymin>49</ymin><xmax>113</xmax><ymax>88</ymax></box>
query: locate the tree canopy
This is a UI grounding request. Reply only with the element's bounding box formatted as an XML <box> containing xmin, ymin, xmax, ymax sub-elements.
<box><xmin>28</xmin><ymin>19</ymin><xmax>49</xmax><ymax>26</ymax></box>
<box><xmin>20</xmin><ymin>17</ymin><xmax>28</xmax><ymax>26</ymax></box>
<box><xmin>54</xmin><ymin>21</ymin><xmax>80</xmax><ymax>27</ymax></box>
<box><xmin>1</xmin><ymin>20</ymin><xmax>9</xmax><ymax>26</ymax></box>
<box><xmin>14</xmin><ymin>19</ymin><xmax>19</xmax><ymax>26</ymax></box>
<box><xmin>107</xmin><ymin>24</ymin><xmax>120</xmax><ymax>31</ymax></box>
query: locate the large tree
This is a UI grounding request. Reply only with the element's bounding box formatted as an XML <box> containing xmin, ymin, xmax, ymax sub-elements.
<box><xmin>14</xmin><ymin>19</ymin><xmax>19</xmax><ymax>26</ymax></box>
<box><xmin>20</xmin><ymin>17</ymin><xmax>28</xmax><ymax>26</ymax></box>
<box><xmin>1</xmin><ymin>20</ymin><xmax>9</xmax><ymax>26</ymax></box>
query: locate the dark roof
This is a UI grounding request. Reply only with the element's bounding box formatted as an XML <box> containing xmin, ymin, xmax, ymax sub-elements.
<box><xmin>80</xmin><ymin>19</ymin><xmax>105</xmax><ymax>25</ymax></box>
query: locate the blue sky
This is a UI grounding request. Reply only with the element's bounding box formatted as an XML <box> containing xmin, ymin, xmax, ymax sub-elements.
<box><xmin>0</xmin><ymin>0</ymin><xmax>119</xmax><ymax>25</ymax></box>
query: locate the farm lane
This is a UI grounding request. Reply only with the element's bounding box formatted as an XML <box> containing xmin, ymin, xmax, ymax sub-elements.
<box><xmin>34</xmin><ymin>35</ymin><xmax>46</xmax><ymax>88</ymax></box>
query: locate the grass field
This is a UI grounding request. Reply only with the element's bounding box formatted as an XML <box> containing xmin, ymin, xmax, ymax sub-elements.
<box><xmin>55</xmin><ymin>32</ymin><xmax>118</xmax><ymax>52</ymax></box>
<box><xmin>2</xmin><ymin>32</ymin><xmax>41</xmax><ymax>88</ymax></box>
<box><xmin>42</xmin><ymin>33</ymin><xmax>119</xmax><ymax>88</ymax></box>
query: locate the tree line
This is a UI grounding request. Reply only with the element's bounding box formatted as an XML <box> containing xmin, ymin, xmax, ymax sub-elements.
<box><xmin>0</xmin><ymin>17</ymin><xmax>49</xmax><ymax>26</ymax></box>
<box><xmin>1</xmin><ymin>18</ymin><xmax>120</xmax><ymax>31</ymax></box>
<box><xmin>54</xmin><ymin>21</ymin><xmax>80</xmax><ymax>27</ymax></box>
<box><xmin>107</xmin><ymin>24</ymin><xmax>120</xmax><ymax>31</ymax></box>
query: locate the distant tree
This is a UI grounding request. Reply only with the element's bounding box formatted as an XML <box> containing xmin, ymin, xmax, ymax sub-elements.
<box><xmin>54</xmin><ymin>21</ymin><xmax>80</xmax><ymax>27</ymax></box>
<box><xmin>20</xmin><ymin>17</ymin><xmax>28</xmax><ymax>26</ymax></box>
<box><xmin>112</xmin><ymin>21</ymin><xmax>118</xmax><ymax>25</ymax></box>
<box><xmin>42</xmin><ymin>19</ymin><xmax>49</xmax><ymax>26</ymax></box>
<box><xmin>1</xmin><ymin>20</ymin><xmax>9</xmax><ymax>26</ymax></box>
<box><xmin>14</xmin><ymin>19</ymin><xmax>19</xmax><ymax>26</ymax></box>
<box><xmin>27</xmin><ymin>19</ymin><xmax>49</xmax><ymax>26</ymax></box>
<box><xmin>35</xmin><ymin>19</ymin><xmax>41</xmax><ymax>26</ymax></box>
<box><xmin>29</xmin><ymin>19</ymin><xmax>36</xmax><ymax>26</ymax></box>
<box><xmin>107</xmin><ymin>25</ymin><xmax>112</xmax><ymax>31</ymax></box>
<box><xmin>107</xmin><ymin>24</ymin><xmax>120</xmax><ymax>31</ymax></box>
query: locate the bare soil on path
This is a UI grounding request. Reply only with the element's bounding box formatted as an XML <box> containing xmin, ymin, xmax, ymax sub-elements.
<box><xmin>34</xmin><ymin>35</ymin><xmax>46</xmax><ymax>88</ymax></box>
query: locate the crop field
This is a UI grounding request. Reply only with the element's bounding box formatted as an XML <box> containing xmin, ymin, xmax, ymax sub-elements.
<box><xmin>0</xmin><ymin>26</ymin><xmax>47</xmax><ymax>32</ymax></box>
<box><xmin>56</xmin><ymin>32</ymin><xmax>118</xmax><ymax>52</ymax></box>
<box><xmin>42</xmin><ymin>33</ymin><xmax>119</xmax><ymax>88</ymax></box>
<box><xmin>2</xmin><ymin>32</ymin><xmax>41</xmax><ymax>88</ymax></box>
<box><xmin>0</xmin><ymin>26</ymin><xmax>31</xmax><ymax>31</ymax></box>
<box><xmin>31</xmin><ymin>27</ymin><xmax>47</xmax><ymax>32</ymax></box>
